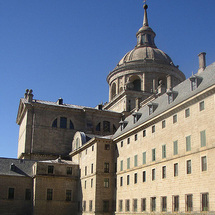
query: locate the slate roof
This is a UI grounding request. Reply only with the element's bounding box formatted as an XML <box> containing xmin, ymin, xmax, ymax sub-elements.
<box><xmin>113</xmin><ymin>62</ymin><xmax>215</xmax><ymax>139</ymax></box>
<box><xmin>0</xmin><ymin>157</ymin><xmax>35</xmax><ymax>177</ymax></box>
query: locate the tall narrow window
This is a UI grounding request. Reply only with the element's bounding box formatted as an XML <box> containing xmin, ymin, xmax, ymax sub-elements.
<box><xmin>162</xmin><ymin>120</ymin><xmax>166</xmax><ymax>129</ymax></box>
<box><xmin>173</xmin><ymin>195</ymin><xmax>179</xmax><ymax>212</ymax></box>
<box><xmin>173</xmin><ymin>114</ymin><xmax>177</xmax><ymax>123</ymax></box>
<box><xmin>60</xmin><ymin>117</ymin><xmax>67</xmax><ymax>128</ymax></box>
<box><xmin>8</xmin><ymin>188</ymin><xmax>14</xmax><ymax>200</ymax></box>
<box><xmin>200</xmin><ymin>130</ymin><xmax>206</xmax><ymax>147</ymax></box>
<box><xmin>121</xmin><ymin>141</ymin><xmax>123</xmax><ymax>147</ymax></box>
<box><xmin>199</xmin><ymin>101</ymin><xmax>205</xmax><ymax>111</ymax></box>
<box><xmin>47</xmin><ymin>189</ymin><xmax>53</xmax><ymax>200</ymax></box>
<box><xmin>96</xmin><ymin>122</ymin><xmax>101</xmax><ymax>131</ymax></box>
<box><xmin>186</xmin><ymin>135</ymin><xmax>191</xmax><ymax>151</ymax></box>
<box><xmin>52</xmin><ymin>118</ymin><xmax>57</xmax><ymax>128</ymax></box>
<box><xmin>103</xmin><ymin>121</ymin><xmax>110</xmax><ymax>132</ymax></box>
<box><xmin>161</xmin><ymin>196</ymin><xmax>167</xmax><ymax>212</ymax></box>
<box><xmin>151</xmin><ymin>197</ymin><xmax>156</xmax><ymax>211</ymax></box>
<box><xmin>67</xmin><ymin>167</ymin><xmax>72</xmax><ymax>175</ymax></box>
<box><xmin>66</xmin><ymin>190</ymin><xmax>72</xmax><ymax>201</ymax></box>
<box><xmin>91</xmin><ymin>164</ymin><xmax>94</xmax><ymax>173</ymax></box>
<box><xmin>25</xmin><ymin>189</ymin><xmax>31</xmax><ymax>200</ymax></box>
<box><xmin>186</xmin><ymin>194</ymin><xmax>193</xmax><ymax>212</ymax></box>
<box><xmin>89</xmin><ymin>200</ymin><xmax>93</xmax><ymax>211</ymax></box>
<box><xmin>152</xmin><ymin>148</ymin><xmax>156</xmax><ymax>161</ymax></box>
<box><xmin>142</xmin><ymin>152</ymin><xmax>146</xmax><ymax>164</ymax></box>
<box><xmin>104</xmin><ymin>178</ymin><xmax>109</xmax><ymax>188</ymax></box>
<box><xmin>141</xmin><ymin>198</ymin><xmax>146</xmax><ymax>211</ymax></box>
<box><xmin>162</xmin><ymin>166</ymin><xmax>166</xmax><ymax>179</ymax></box>
<box><xmin>152</xmin><ymin>169</ymin><xmax>155</xmax><ymax>181</ymax></box>
<box><xmin>119</xmin><ymin>200</ymin><xmax>123</xmax><ymax>212</ymax></box>
<box><xmin>127</xmin><ymin>138</ymin><xmax>130</xmax><ymax>144</ymax></box>
<box><xmin>91</xmin><ymin>178</ymin><xmax>93</xmax><ymax>188</ymax></box>
<box><xmin>152</xmin><ymin>125</ymin><xmax>155</xmax><ymax>133</ymax></box>
<box><xmin>126</xmin><ymin>199</ymin><xmax>130</xmax><ymax>211</ymax></box>
<box><xmin>104</xmin><ymin>162</ymin><xmax>109</xmax><ymax>173</ymax></box>
<box><xmin>133</xmin><ymin>199</ymin><xmax>137</xmax><ymax>212</ymax></box>
<box><xmin>134</xmin><ymin>173</ymin><xmax>137</xmax><ymax>184</ymax></box>
<box><xmin>201</xmin><ymin>156</ymin><xmax>207</xmax><ymax>171</ymax></box>
<box><xmin>83</xmin><ymin>201</ymin><xmax>86</xmax><ymax>211</ymax></box>
<box><xmin>103</xmin><ymin>201</ymin><xmax>110</xmax><ymax>212</ymax></box>
<box><xmin>48</xmin><ymin>165</ymin><xmax>54</xmax><ymax>174</ymax></box>
<box><xmin>85</xmin><ymin>166</ymin><xmax>87</xmax><ymax>176</ymax></box>
<box><xmin>134</xmin><ymin>134</ymin><xmax>138</xmax><ymax>141</ymax></box>
<box><xmin>134</xmin><ymin>155</ymin><xmax>138</xmax><ymax>167</ymax></box>
<box><xmin>127</xmin><ymin>158</ymin><xmax>130</xmax><ymax>169</ymax></box>
<box><xmin>173</xmin><ymin>140</ymin><xmax>178</xmax><ymax>155</ymax></box>
<box><xmin>120</xmin><ymin>160</ymin><xmax>123</xmax><ymax>171</ymax></box>
<box><xmin>143</xmin><ymin>171</ymin><xmax>146</xmax><ymax>182</ymax></box>
<box><xmin>127</xmin><ymin>175</ymin><xmax>130</xmax><ymax>185</ymax></box>
<box><xmin>120</xmin><ymin>177</ymin><xmax>123</xmax><ymax>186</ymax></box>
<box><xmin>201</xmin><ymin>193</ymin><xmax>209</xmax><ymax>211</ymax></box>
<box><xmin>162</xmin><ymin>145</ymin><xmax>166</xmax><ymax>158</ymax></box>
<box><xmin>143</xmin><ymin>129</ymin><xmax>146</xmax><ymax>137</ymax></box>
<box><xmin>70</xmin><ymin>120</ymin><xmax>74</xmax><ymax>129</ymax></box>
<box><xmin>174</xmin><ymin>163</ymin><xmax>178</xmax><ymax>177</ymax></box>
<box><xmin>187</xmin><ymin>160</ymin><xmax>191</xmax><ymax>174</ymax></box>
<box><xmin>185</xmin><ymin>108</ymin><xmax>190</xmax><ymax>118</ymax></box>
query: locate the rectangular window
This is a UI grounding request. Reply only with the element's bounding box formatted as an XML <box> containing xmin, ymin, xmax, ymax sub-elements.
<box><xmin>48</xmin><ymin>165</ymin><xmax>54</xmax><ymax>174</ymax></box>
<box><xmin>162</xmin><ymin>145</ymin><xmax>166</xmax><ymax>158</ymax></box>
<box><xmin>105</xmin><ymin>144</ymin><xmax>110</xmax><ymax>150</ymax></box>
<box><xmin>133</xmin><ymin>199</ymin><xmax>137</xmax><ymax>212</ymax></box>
<box><xmin>173</xmin><ymin>140</ymin><xmax>178</xmax><ymax>155</ymax></box>
<box><xmin>173</xmin><ymin>195</ymin><xmax>179</xmax><ymax>212</ymax></box>
<box><xmin>173</xmin><ymin>114</ymin><xmax>177</xmax><ymax>123</ymax></box>
<box><xmin>151</xmin><ymin>197</ymin><xmax>156</xmax><ymax>211</ymax></box>
<box><xmin>141</xmin><ymin>198</ymin><xmax>146</xmax><ymax>211</ymax></box>
<box><xmin>201</xmin><ymin>156</ymin><xmax>207</xmax><ymax>171</ymax></box>
<box><xmin>161</xmin><ymin>196</ymin><xmax>167</xmax><ymax>212</ymax></box>
<box><xmin>66</xmin><ymin>190</ymin><xmax>72</xmax><ymax>201</ymax></box>
<box><xmin>25</xmin><ymin>189</ymin><xmax>31</xmax><ymax>200</ymax></box>
<box><xmin>143</xmin><ymin>171</ymin><xmax>146</xmax><ymax>182</ymax></box>
<box><xmin>127</xmin><ymin>138</ymin><xmax>130</xmax><ymax>144</ymax></box>
<box><xmin>47</xmin><ymin>189</ymin><xmax>53</xmax><ymax>200</ymax></box>
<box><xmin>200</xmin><ymin>130</ymin><xmax>206</xmax><ymax>147</ymax></box>
<box><xmin>83</xmin><ymin>200</ymin><xmax>86</xmax><ymax>211</ymax></box>
<box><xmin>60</xmin><ymin>117</ymin><xmax>67</xmax><ymax>128</ymax></box>
<box><xmin>8</xmin><ymin>188</ymin><xmax>14</xmax><ymax>200</ymax></box>
<box><xmin>143</xmin><ymin>130</ymin><xmax>146</xmax><ymax>137</ymax></box>
<box><xmin>162</xmin><ymin>166</ymin><xmax>166</xmax><ymax>179</ymax></box>
<box><xmin>84</xmin><ymin>180</ymin><xmax>86</xmax><ymax>189</ymax></box>
<box><xmin>127</xmin><ymin>175</ymin><xmax>130</xmax><ymax>185</ymax></box>
<box><xmin>85</xmin><ymin>166</ymin><xmax>87</xmax><ymax>176</ymax></box>
<box><xmin>92</xmin><ymin>145</ymin><xmax>94</xmax><ymax>151</ymax></box>
<box><xmin>104</xmin><ymin>162</ymin><xmax>109</xmax><ymax>173</ymax></box>
<box><xmin>91</xmin><ymin>178</ymin><xmax>93</xmax><ymax>188</ymax></box>
<box><xmin>186</xmin><ymin>194</ymin><xmax>193</xmax><ymax>211</ymax></box>
<box><xmin>186</xmin><ymin>135</ymin><xmax>191</xmax><ymax>151</ymax></box>
<box><xmin>67</xmin><ymin>167</ymin><xmax>72</xmax><ymax>175</ymax></box>
<box><xmin>185</xmin><ymin>108</ymin><xmax>190</xmax><ymax>118</ymax></box>
<box><xmin>162</xmin><ymin>120</ymin><xmax>166</xmax><ymax>129</ymax></box>
<box><xmin>120</xmin><ymin>160</ymin><xmax>123</xmax><ymax>171</ymax></box>
<box><xmin>121</xmin><ymin>141</ymin><xmax>123</xmax><ymax>147</ymax></box>
<box><xmin>91</xmin><ymin>164</ymin><xmax>94</xmax><ymax>173</ymax></box>
<box><xmin>142</xmin><ymin>152</ymin><xmax>146</xmax><ymax>164</ymax></box>
<box><xmin>104</xmin><ymin>178</ymin><xmax>109</xmax><ymax>188</ymax></box>
<box><xmin>134</xmin><ymin>155</ymin><xmax>138</xmax><ymax>167</ymax></box>
<box><xmin>201</xmin><ymin>193</ymin><xmax>209</xmax><ymax>211</ymax></box>
<box><xmin>199</xmin><ymin>101</ymin><xmax>205</xmax><ymax>111</ymax></box>
<box><xmin>152</xmin><ymin>125</ymin><xmax>155</xmax><ymax>133</ymax></box>
<box><xmin>126</xmin><ymin>199</ymin><xmax>130</xmax><ymax>211</ymax></box>
<box><xmin>174</xmin><ymin>163</ymin><xmax>178</xmax><ymax>177</ymax></box>
<box><xmin>127</xmin><ymin>158</ymin><xmax>130</xmax><ymax>169</ymax></box>
<box><xmin>103</xmin><ymin>200</ymin><xmax>109</xmax><ymax>212</ymax></box>
<box><xmin>187</xmin><ymin>160</ymin><xmax>192</xmax><ymax>174</ymax></box>
<box><xmin>134</xmin><ymin>134</ymin><xmax>138</xmax><ymax>141</ymax></box>
<box><xmin>152</xmin><ymin>148</ymin><xmax>156</xmax><ymax>161</ymax></box>
<box><xmin>119</xmin><ymin>200</ymin><xmax>123</xmax><ymax>212</ymax></box>
<box><xmin>89</xmin><ymin>200</ymin><xmax>93</xmax><ymax>211</ymax></box>
<box><xmin>134</xmin><ymin>173</ymin><xmax>137</xmax><ymax>184</ymax></box>
<box><xmin>152</xmin><ymin>168</ymin><xmax>155</xmax><ymax>181</ymax></box>
<box><xmin>120</xmin><ymin>176</ymin><xmax>123</xmax><ymax>186</ymax></box>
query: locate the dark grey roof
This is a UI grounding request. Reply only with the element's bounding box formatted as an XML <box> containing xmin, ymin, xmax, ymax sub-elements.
<box><xmin>0</xmin><ymin>157</ymin><xmax>35</xmax><ymax>177</ymax></box>
<box><xmin>113</xmin><ymin>62</ymin><xmax>215</xmax><ymax>139</ymax></box>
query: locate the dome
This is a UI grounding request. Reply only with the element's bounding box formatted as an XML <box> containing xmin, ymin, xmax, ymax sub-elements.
<box><xmin>118</xmin><ymin>46</ymin><xmax>174</xmax><ymax>66</ymax></box>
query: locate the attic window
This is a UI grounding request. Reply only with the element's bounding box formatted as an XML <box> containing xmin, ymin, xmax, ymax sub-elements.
<box><xmin>147</xmin><ymin>103</ymin><xmax>157</xmax><ymax>115</ymax></box>
<box><xmin>189</xmin><ymin>75</ymin><xmax>202</xmax><ymax>91</ymax></box>
<box><xmin>132</xmin><ymin>112</ymin><xmax>142</xmax><ymax>123</ymax></box>
<box><xmin>119</xmin><ymin>121</ymin><xmax>128</xmax><ymax>131</ymax></box>
<box><xmin>166</xmin><ymin>90</ymin><xmax>178</xmax><ymax>104</ymax></box>
<box><xmin>10</xmin><ymin>163</ymin><xmax>16</xmax><ymax>171</ymax></box>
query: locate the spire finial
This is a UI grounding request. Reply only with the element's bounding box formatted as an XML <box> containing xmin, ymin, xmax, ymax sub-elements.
<box><xmin>143</xmin><ymin>1</ymin><xmax>148</xmax><ymax>26</ymax></box>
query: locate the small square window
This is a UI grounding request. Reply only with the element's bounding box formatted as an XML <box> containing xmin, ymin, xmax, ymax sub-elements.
<box><xmin>199</xmin><ymin>101</ymin><xmax>204</xmax><ymax>111</ymax></box>
<box><xmin>162</xmin><ymin>120</ymin><xmax>166</xmax><ymax>129</ymax></box>
<box><xmin>152</xmin><ymin>125</ymin><xmax>155</xmax><ymax>133</ymax></box>
<box><xmin>173</xmin><ymin>114</ymin><xmax>177</xmax><ymax>123</ymax></box>
<box><xmin>185</xmin><ymin>108</ymin><xmax>190</xmax><ymax>118</ymax></box>
<box><xmin>105</xmin><ymin>144</ymin><xmax>110</xmax><ymax>150</ymax></box>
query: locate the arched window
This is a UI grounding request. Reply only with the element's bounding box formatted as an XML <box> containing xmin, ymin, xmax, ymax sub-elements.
<box><xmin>103</xmin><ymin>121</ymin><xmax>110</xmax><ymax>132</ymax></box>
<box><xmin>52</xmin><ymin>118</ymin><xmax>57</xmax><ymax>128</ymax></box>
<box><xmin>111</xmin><ymin>83</ymin><xmax>116</xmax><ymax>100</ymax></box>
<box><xmin>96</xmin><ymin>122</ymin><xmax>101</xmax><ymax>131</ymax></box>
<box><xmin>70</xmin><ymin>120</ymin><xmax>74</xmax><ymax>129</ymax></box>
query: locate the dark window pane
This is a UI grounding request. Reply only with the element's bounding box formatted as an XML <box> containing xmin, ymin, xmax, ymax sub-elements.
<box><xmin>52</xmin><ymin>118</ymin><xmax>57</xmax><ymax>128</ymax></box>
<box><xmin>60</xmin><ymin>117</ymin><xmax>67</xmax><ymax>128</ymax></box>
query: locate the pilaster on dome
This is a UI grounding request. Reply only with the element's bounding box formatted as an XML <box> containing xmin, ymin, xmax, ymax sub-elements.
<box><xmin>136</xmin><ymin>4</ymin><xmax>157</xmax><ymax>48</ymax></box>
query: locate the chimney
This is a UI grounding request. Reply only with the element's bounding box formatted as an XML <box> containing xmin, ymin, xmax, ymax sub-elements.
<box><xmin>135</xmin><ymin>98</ymin><xmax>140</xmax><ymax>110</ymax></box>
<box><xmin>166</xmin><ymin>75</ymin><xmax>172</xmax><ymax>90</ymax></box>
<box><xmin>25</xmin><ymin>89</ymin><xmax>34</xmax><ymax>102</ymax></box>
<box><xmin>57</xmin><ymin>98</ymin><xmax>63</xmax><ymax>105</ymax></box>
<box><xmin>198</xmin><ymin>52</ymin><xmax>206</xmax><ymax>73</ymax></box>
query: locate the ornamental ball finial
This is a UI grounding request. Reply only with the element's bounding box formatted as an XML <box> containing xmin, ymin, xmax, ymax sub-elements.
<box><xmin>143</xmin><ymin>4</ymin><xmax>148</xmax><ymax>10</ymax></box>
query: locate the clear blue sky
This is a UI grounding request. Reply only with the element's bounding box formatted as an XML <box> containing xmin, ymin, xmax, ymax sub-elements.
<box><xmin>0</xmin><ymin>0</ymin><xmax>214</xmax><ymax>158</ymax></box>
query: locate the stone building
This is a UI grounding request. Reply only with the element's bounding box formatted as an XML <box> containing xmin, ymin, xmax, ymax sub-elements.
<box><xmin>0</xmin><ymin>4</ymin><xmax>215</xmax><ymax>215</ymax></box>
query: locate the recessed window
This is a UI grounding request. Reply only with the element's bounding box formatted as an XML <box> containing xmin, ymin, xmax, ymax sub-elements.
<box><xmin>119</xmin><ymin>200</ymin><xmax>123</xmax><ymax>212</ymax></box>
<box><xmin>162</xmin><ymin>145</ymin><xmax>166</xmax><ymax>159</ymax></box>
<box><xmin>134</xmin><ymin>134</ymin><xmax>138</xmax><ymax>141</ymax></box>
<box><xmin>186</xmin><ymin>194</ymin><xmax>193</xmax><ymax>212</ymax></box>
<box><xmin>104</xmin><ymin>178</ymin><xmax>109</xmax><ymax>188</ymax></box>
<box><xmin>103</xmin><ymin>121</ymin><xmax>110</xmax><ymax>132</ymax></box>
<box><xmin>134</xmin><ymin>155</ymin><xmax>138</xmax><ymax>167</ymax></box>
<box><xmin>173</xmin><ymin>114</ymin><xmax>177</xmax><ymax>123</ymax></box>
<box><xmin>152</xmin><ymin>125</ymin><xmax>155</xmax><ymax>133</ymax></box>
<box><xmin>52</xmin><ymin>118</ymin><xmax>57</xmax><ymax>128</ymax></box>
<box><xmin>89</xmin><ymin>200</ymin><xmax>93</xmax><ymax>211</ymax></box>
<box><xmin>133</xmin><ymin>199</ymin><xmax>138</xmax><ymax>212</ymax></box>
<box><xmin>173</xmin><ymin>195</ymin><xmax>179</xmax><ymax>212</ymax></box>
<box><xmin>91</xmin><ymin>163</ymin><xmax>94</xmax><ymax>173</ymax></box>
<box><xmin>174</xmin><ymin>163</ymin><xmax>178</xmax><ymax>177</ymax></box>
<box><xmin>200</xmin><ymin>130</ymin><xmax>206</xmax><ymax>147</ymax></box>
<box><xmin>126</xmin><ymin>199</ymin><xmax>130</xmax><ymax>211</ymax></box>
<box><xmin>168</xmin><ymin>93</ymin><xmax>173</xmax><ymax>104</ymax></box>
<box><xmin>134</xmin><ymin>173</ymin><xmax>137</xmax><ymax>184</ymax></box>
<box><xmin>143</xmin><ymin>171</ymin><xmax>146</xmax><ymax>182</ymax></box>
<box><xmin>186</xmin><ymin>135</ymin><xmax>191</xmax><ymax>152</ymax></box>
<box><xmin>48</xmin><ymin>165</ymin><xmax>54</xmax><ymax>174</ymax></box>
<box><xmin>120</xmin><ymin>160</ymin><xmax>123</xmax><ymax>171</ymax></box>
<box><xmin>105</xmin><ymin>144</ymin><xmax>110</xmax><ymax>150</ymax></box>
<box><xmin>69</xmin><ymin>120</ymin><xmax>74</xmax><ymax>129</ymax></box>
<box><xmin>199</xmin><ymin>101</ymin><xmax>205</xmax><ymax>111</ymax></box>
<box><xmin>104</xmin><ymin>162</ymin><xmax>109</xmax><ymax>173</ymax></box>
<box><xmin>152</xmin><ymin>148</ymin><xmax>156</xmax><ymax>161</ymax></box>
<box><xmin>127</xmin><ymin>158</ymin><xmax>130</xmax><ymax>169</ymax></box>
<box><xmin>60</xmin><ymin>117</ymin><xmax>67</xmax><ymax>129</ymax></box>
<box><xmin>161</xmin><ymin>196</ymin><xmax>167</xmax><ymax>212</ymax></box>
<box><xmin>120</xmin><ymin>177</ymin><xmax>123</xmax><ymax>186</ymax></box>
<box><xmin>92</xmin><ymin>145</ymin><xmax>94</xmax><ymax>151</ymax></box>
<box><xmin>162</xmin><ymin>120</ymin><xmax>166</xmax><ymax>129</ymax></box>
<box><xmin>185</xmin><ymin>108</ymin><xmax>190</xmax><ymax>118</ymax></box>
<box><xmin>127</xmin><ymin>138</ymin><xmax>130</xmax><ymax>144</ymax></box>
<box><xmin>201</xmin><ymin>193</ymin><xmax>209</xmax><ymax>211</ymax></box>
<box><xmin>142</xmin><ymin>152</ymin><xmax>146</xmax><ymax>164</ymax></box>
<box><xmin>133</xmin><ymin>112</ymin><xmax>142</xmax><ymax>123</ymax></box>
<box><xmin>67</xmin><ymin>167</ymin><xmax>72</xmax><ymax>175</ymax></box>
<box><xmin>127</xmin><ymin>175</ymin><xmax>130</xmax><ymax>185</ymax></box>
<box><xmin>85</xmin><ymin>166</ymin><xmax>87</xmax><ymax>176</ymax></box>
<box><xmin>151</xmin><ymin>197</ymin><xmax>156</xmax><ymax>211</ymax></box>
<box><xmin>121</xmin><ymin>141</ymin><xmax>123</xmax><ymax>147</ymax></box>
<box><xmin>162</xmin><ymin>166</ymin><xmax>166</xmax><ymax>179</ymax></box>
<box><xmin>143</xmin><ymin>130</ymin><xmax>146</xmax><ymax>137</ymax></box>
<box><xmin>187</xmin><ymin>160</ymin><xmax>192</xmax><ymax>174</ymax></box>
<box><xmin>201</xmin><ymin>156</ymin><xmax>207</xmax><ymax>171</ymax></box>
<box><xmin>173</xmin><ymin>140</ymin><xmax>178</xmax><ymax>155</ymax></box>
<box><xmin>141</xmin><ymin>198</ymin><xmax>146</xmax><ymax>211</ymax></box>
<box><xmin>8</xmin><ymin>188</ymin><xmax>14</xmax><ymax>200</ymax></box>
<box><xmin>91</xmin><ymin>179</ymin><xmax>93</xmax><ymax>188</ymax></box>
<box><xmin>84</xmin><ymin>180</ymin><xmax>86</xmax><ymax>189</ymax></box>
<box><xmin>25</xmin><ymin>189</ymin><xmax>31</xmax><ymax>200</ymax></box>
<box><xmin>152</xmin><ymin>168</ymin><xmax>155</xmax><ymax>181</ymax></box>
<box><xmin>47</xmin><ymin>189</ymin><xmax>53</xmax><ymax>201</ymax></box>
<box><xmin>96</xmin><ymin>122</ymin><xmax>101</xmax><ymax>131</ymax></box>
<box><xmin>66</xmin><ymin>190</ymin><xmax>72</xmax><ymax>201</ymax></box>
<box><xmin>83</xmin><ymin>200</ymin><xmax>86</xmax><ymax>211</ymax></box>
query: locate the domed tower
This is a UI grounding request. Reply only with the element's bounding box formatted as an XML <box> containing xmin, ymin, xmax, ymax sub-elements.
<box><xmin>104</xmin><ymin>4</ymin><xmax>185</xmax><ymax>113</ymax></box>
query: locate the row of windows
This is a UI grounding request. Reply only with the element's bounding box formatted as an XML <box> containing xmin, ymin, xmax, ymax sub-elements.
<box><xmin>118</xmin><ymin>193</ymin><xmax>209</xmax><ymax>213</ymax></box>
<box><xmin>119</xmin><ymin>156</ymin><xmax>207</xmax><ymax>186</ymax></box>
<box><xmin>84</xmin><ymin>162</ymin><xmax>110</xmax><ymax>176</ymax></box>
<box><xmin>83</xmin><ymin>200</ymin><xmax>110</xmax><ymax>212</ymax></box>
<box><xmin>121</xmin><ymin>100</ymin><xmax>204</xmax><ymax>131</ymax></box>
<box><xmin>120</xmin><ymin>131</ymin><xmax>206</xmax><ymax>171</ymax></box>
<box><xmin>7</xmin><ymin>188</ymin><xmax>31</xmax><ymax>200</ymax></box>
<box><xmin>52</xmin><ymin>117</ymin><xmax>74</xmax><ymax>129</ymax></box>
<box><xmin>47</xmin><ymin>165</ymin><xmax>73</xmax><ymax>175</ymax></box>
<box><xmin>46</xmin><ymin>189</ymin><xmax>72</xmax><ymax>201</ymax></box>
